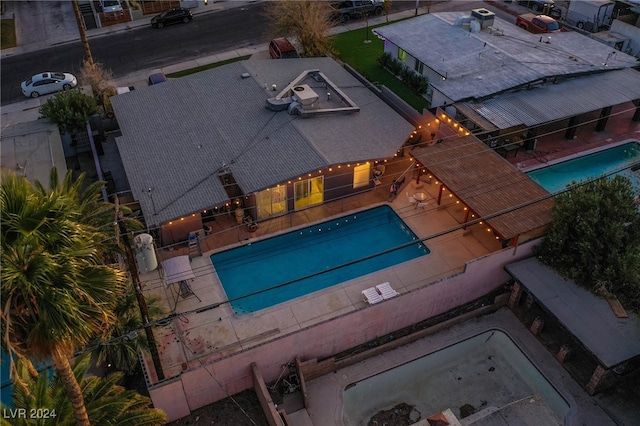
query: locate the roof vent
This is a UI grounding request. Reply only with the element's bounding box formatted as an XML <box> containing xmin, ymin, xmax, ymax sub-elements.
<box><xmin>470</xmin><ymin>8</ymin><xmax>495</xmax><ymax>29</ymax></box>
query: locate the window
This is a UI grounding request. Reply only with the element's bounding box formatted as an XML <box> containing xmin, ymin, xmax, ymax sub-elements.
<box><xmin>398</xmin><ymin>48</ymin><xmax>407</xmax><ymax>62</ymax></box>
<box><xmin>294</xmin><ymin>177</ymin><xmax>324</xmax><ymax>210</ymax></box>
<box><xmin>256</xmin><ymin>185</ymin><xmax>287</xmax><ymax>219</ymax></box>
<box><xmin>414</xmin><ymin>60</ymin><xmax>424</xmax><ymax>74</ymax></box>
<box><xmin>353</xmin><ymin>163</ymin><xmax>371</xmax><ymax>189</ymax></box>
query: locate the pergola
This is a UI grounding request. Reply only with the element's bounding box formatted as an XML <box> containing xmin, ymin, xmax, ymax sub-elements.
<box><xmin>411</xmin><ymin>133</ymin><xmax>553</xmax><ymax>244</ymax></box>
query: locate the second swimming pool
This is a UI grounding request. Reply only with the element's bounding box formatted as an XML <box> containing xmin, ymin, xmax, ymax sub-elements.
<box><xmin>527</xmin><ymin>141</ymin><xmax>640</xmax><ymax>193</ymax></box>
<box><xmin>210</xmin><ymin>205</ymin><xmax>429</xmax><ymax>315</ymax></box>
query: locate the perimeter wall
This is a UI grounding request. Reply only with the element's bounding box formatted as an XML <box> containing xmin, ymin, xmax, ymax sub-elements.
<box><xmin>150</xmin><ymin>240</ymin><xmax>538</xmax><ymax>421</ymax></box>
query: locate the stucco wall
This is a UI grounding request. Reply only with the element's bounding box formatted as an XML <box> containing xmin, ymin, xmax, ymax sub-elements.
<box><xmin>150</xmin><ymin>240</ymin><xmax>537</xmax><ymax>421</ymax></box>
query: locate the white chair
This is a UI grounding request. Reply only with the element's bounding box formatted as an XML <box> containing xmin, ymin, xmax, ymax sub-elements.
<box><xmin>417</xmin><ymin>201</ymin><xmax>428</xmax><ymax>209</ymax></box>
<box><xmin>362</xmin><ymin>287</ymin><xmax>383</xmax><ymax>304</ymax></box>
<box><xmin>407</xmin><ymin>192</ymin><xmax>417</xmax><ymax>205</ymax></box>
<box><xmin>376</xmin><ymin>282</ymin><xmax>399</xmax><ymax>300</ymax></box>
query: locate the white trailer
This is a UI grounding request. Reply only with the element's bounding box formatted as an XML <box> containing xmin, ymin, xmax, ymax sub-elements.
<box><xmin>565</xmin><ymin>0</ymin><xmax>615</xmax><ymax>32</ymax></box>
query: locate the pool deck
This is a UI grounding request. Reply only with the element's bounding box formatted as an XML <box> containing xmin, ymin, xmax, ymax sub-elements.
<box><xmin>139</xmin><ymin>168</ymin><xmax>504</xmax><ymax>382</ymax></box>
<box><xmin>302</xmin><ymin>308</ymin><xmax>615</xmax><ymax>426</ymax></box>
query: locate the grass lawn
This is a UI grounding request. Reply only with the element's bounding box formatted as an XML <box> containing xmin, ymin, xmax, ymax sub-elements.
<box><xmin>1</xmin><ymin>18</ymin><xmax>16</xmax><ymax>49</ymax></box>
<box><xmin>166</xmin><ymin>55</ymin><xmax>252</xmax><ymax>78</ymax></box>
<box><xmin>330</xmin><ymin>23</ymin><xmax>429</xmax><ymax>113</ymax></box>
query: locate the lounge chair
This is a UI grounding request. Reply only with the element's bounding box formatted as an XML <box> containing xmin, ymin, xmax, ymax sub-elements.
<box><xmin>362</xmin><ymin>287</ymin><xmax>383</xmax><ymax>304</ymax></box>
<box><xmin>376</xmin><ymin>282</ymin><xmax>399</xmax><ymax>300</ymax></box>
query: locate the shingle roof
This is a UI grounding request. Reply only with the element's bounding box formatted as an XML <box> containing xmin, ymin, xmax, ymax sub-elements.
<box><xmin>374</xmin><ymin>12</ymin><xmax>639</xmax><ymax>102</ymax></box>
<box><xmin>112</xmin><ymin>58</ymin><xmax>413</xmax><ymax>226</ymax></box>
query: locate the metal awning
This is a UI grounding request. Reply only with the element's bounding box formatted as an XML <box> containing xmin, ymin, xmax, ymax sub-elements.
<box><xmin>464</xmin><ymin>69</ymin><xmax>640</xmax><ymax>130</ymax></box>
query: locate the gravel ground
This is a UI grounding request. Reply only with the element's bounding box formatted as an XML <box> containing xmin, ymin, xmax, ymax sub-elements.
<box><xmin>166</xmin><ymin>389</ymin><xmax>269</xmax><ymax>426</ymax></box>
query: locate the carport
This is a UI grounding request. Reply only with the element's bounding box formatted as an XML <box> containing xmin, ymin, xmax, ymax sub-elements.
<box><xmin>505</xmin><ymin>257</ymin><xmax>640</xmax><ymax>395</ymax></box>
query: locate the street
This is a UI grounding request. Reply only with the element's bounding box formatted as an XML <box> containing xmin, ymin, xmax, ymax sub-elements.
<box><xmin>1</xmin><ymin>1</ymin><xmax>511</xmax><ymax>106</ymax></box>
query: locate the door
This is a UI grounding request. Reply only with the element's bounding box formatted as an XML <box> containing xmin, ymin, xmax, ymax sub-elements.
<box><xmin>294</xmin><ymin>176</ymin><xmax>324</xmax><ymax>210</ymax></box>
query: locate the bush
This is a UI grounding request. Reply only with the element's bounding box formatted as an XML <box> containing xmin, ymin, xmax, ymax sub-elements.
<box><xmin>39</xmin><ymin>90</ymin><xmax>98</xmax><ymax>134</ymax></box>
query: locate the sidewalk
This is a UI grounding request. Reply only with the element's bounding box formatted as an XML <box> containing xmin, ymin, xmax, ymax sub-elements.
<box><xmin>0</xmin><ymin>0</ymin><xmax>254</xmax><ymax>58</ymax></box>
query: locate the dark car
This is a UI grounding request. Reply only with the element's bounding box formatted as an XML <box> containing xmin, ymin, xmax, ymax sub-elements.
<box><xmin>151</xmin><ymin>8</ymin><xmax>193</xmax><ymax>28</ymax></box>
<box><xmin>268</xmin><ymin>38</ymin><xmax>300</xmax><ymax>59</ymax></box>
<box><xmin>148</xmin><ymin>73</ymin><xmax>168</xmax><ymax>85</ymax></box>
<box><xmin>518</xmin><ymin>0</ymin><xmax>561</xmax><ymax>19</ymax></box>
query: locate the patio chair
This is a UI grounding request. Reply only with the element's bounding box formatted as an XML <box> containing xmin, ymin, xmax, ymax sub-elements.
<box><xmin>417</xmin><ymin>201</ymin><xmax>428</xmax><ymax>209</ymax></box>
<box><xmin>376</xmin><ymin>282</ymin><xmax>399</xmax><ymax>300</ymax></box>
<box><xmin>407</xmin><ymin>192</ymin><xmax>417</xmax><ymax>205</ymax></box>
<box><xmin>362</xmin><ymin>287</ymin><xmax>383</xmax><ymax>304</ymax></box>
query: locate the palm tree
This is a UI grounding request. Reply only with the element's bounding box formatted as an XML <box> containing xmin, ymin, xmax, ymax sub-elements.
<box><xmin>1</xmin><ymin>168</ymin><xmax>127</xmax><ymax>426</ymax></box>
<box><xmin>91</xmin><ymin>290</ymin><xmax>165</xmax><ymax>375</ymax></box>
<box><xmin>1</xmin><ymin>354</ymin><xmax>167</xmax><ymax>425</ymax></box>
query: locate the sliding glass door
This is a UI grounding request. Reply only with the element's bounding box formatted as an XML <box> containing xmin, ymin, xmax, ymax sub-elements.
<box><xmin>294</xmin><ymin>176</ymin><xmax>324</xmax><ymax>210</ymax></box>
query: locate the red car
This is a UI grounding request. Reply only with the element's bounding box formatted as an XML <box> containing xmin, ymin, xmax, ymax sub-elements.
<box><xmin>516</xmin><ymin>14</ymin><xmax>565</xmax><ymax>34</ymax></box>
<box><xmin>268</xmin><ymin>38</ymin><xmax>300</xmax><ymax>59</ymax></box>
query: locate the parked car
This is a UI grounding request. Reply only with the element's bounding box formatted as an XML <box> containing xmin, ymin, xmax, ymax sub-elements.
<box><xmin>516</xmin><ymin>13</ymin><xmax>565</xmax><ymax>33</ymax></box>
<box><xmin>517</xmin><ymin>0</ymin><xmax>561</xmax><ymax>19</ymax></box>
<box><xmin>268</xmin><ymin>38</ymin><xmax>300</xmax><ymax>59</ymax></box>
<box><xmin>148</xmin><ymin>73</ymin><xmax>168</xmax><ymax>85</ymax></box>
<box><xmin>151</xmin><ymin>8</ymin><xmax>193</xmax><ymax>28</ymax></box>
<box><xmin>101</xmin><ymin>0</ymin><xmax>123</xmax><ymax>13</ymax></box>
<box><xmin>20</xmin><ymin>72</ymin><xmax>77</xmax><ymax>98</ymax></box>
<box><xmin>331</xmin><ymin>0</ymin><xmax>385</xmax><ymax>23</ymax></box>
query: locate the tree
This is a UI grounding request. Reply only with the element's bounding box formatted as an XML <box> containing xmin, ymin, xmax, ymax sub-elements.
<box><xmin>91</xmin><ymin>290</ymin><xmax>165</xmax><ymax>375</ymax></box>
<box><xmin>266</xmin><ymin>0</ymin><xmax>334</xmax><ymax>57</ymax></box>
<box><xmin>78</xmin><ymin>59</ymin><xmax>116</xmax><ymax>108</ymax></box>
<box><xmin>1</xmin><ymin>168</ymin><xmax>127</xmax><ymax>425</ymax></box>
<box><xmin>39</xmin><ymin>90</ymin><xmax>98</xmax><ymax>135</ymax></box>
<box><xmin>71</xmin><ymin>0</ymin><xmax>94</xmax><ymax>65</ymax></box>
<box><xmin>535</xmin><ymin>175</ymin><xmax>640</xmax><ymax>311</ymax></box>
<box><xmin>1</xmin><ymin>354</ymin><xmax>167</xmax><ymax>426</ymax></box>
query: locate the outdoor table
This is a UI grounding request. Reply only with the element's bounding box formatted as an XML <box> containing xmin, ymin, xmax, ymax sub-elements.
<box><xmin>413</xmin><ymin>192</ymin><xmax>427</xmax><ymax>208</ymax></box>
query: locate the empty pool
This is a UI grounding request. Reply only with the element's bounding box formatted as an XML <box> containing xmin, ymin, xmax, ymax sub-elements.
<box><xmin>210</xmin><ymin>205</ymin><xmax>429</xmax><ymax>315</ymax></box>
<box><xmin>527</xmin><ymin>141</ymin><xmax>640</xmax><ymax>193</ymax></box>
<box><xmin>343</xmin><ymin>329</ymin><xmax>570</xmax><ymax>425</ymax></box>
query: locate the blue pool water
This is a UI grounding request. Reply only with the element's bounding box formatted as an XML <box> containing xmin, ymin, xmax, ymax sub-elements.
<box><xmin>210</xmin><ymin>206</ymin><xmax>429</xmax><ymax>315</ymax></box>
<box><xmin>527</xmin><ymin>142</ymin><xmax>640</xmax><ymax>193</ymax></box>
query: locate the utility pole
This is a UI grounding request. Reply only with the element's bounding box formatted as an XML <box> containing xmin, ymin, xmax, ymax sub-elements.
<box><xmin>115</xmin><ymin>196</ymin><xmax>165</xmax><ymax>380</ymax></box>
<box><xmin>71</xmin><ymin>0</ymin><xmax>94</xmax><ymax>65</ymax></box>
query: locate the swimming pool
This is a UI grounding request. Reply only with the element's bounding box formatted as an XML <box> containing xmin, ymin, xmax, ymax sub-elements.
<box><xmin>527</xmin><ymin>142</ymin><xmax>640</xmax><ymax>193</ymax></box>
<box><xmin>342</xmin><ymin>330</ymin><xmax>570</xmax><ymax>425</ymax></box>
<box><xmin>210</xmin><ymin>206</ymin><xmax>429</xmax><ymax>315</ymax></box>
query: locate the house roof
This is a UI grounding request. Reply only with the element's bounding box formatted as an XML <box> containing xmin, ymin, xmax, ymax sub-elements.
<box><xmin>0</xmin><ymin>120</ymin><xmax>66</xmax><ymax>185</ymax></box>
<box><xmin>461</xmin><ymin>68</ymin><xmax>640</xmax><ymax>129</ymax></box>
<box><xmin>111</xmin><ymin>58</ymin><xmax>414</xmax><ymax>226</ymax></box>
<box><xmin>505</xmin><ymin>257</ymin><xmax>640</xmax><ymax>368</ymax></box>
<box><xmin>374</xmin><ymin>11</ymin><xmax>639</xmax><ymax>102</ymax></box>
<box><xmin>412</xmin><ymin>136</ymin><xmax>553</xmax><ymax>240</ymax></box>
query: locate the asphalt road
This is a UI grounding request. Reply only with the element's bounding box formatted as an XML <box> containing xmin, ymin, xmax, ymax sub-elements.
<box><xmin>1</xmin><ymin>2</ymin><xmax>270</xmax><ymax>105</ymax></box>
<box><xmin>1</xmin><ymin>1</ymin><xmax>507</xmax><ymax>106</ymax></box>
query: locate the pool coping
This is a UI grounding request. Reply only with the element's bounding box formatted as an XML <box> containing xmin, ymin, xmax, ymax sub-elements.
<box><xmin>209</xmin><ymin>203</ymin><xmax>427</xmax><ymax>316</ymax></box>
<box><xmin>521</xmin><ymin>138</ymin><xmax>640</xmax><ymax>173</ymax></box>
<box><xmin>303</xmin><ymin>308</ymin><xmax>615</xmax><ymax>426</ymax></box>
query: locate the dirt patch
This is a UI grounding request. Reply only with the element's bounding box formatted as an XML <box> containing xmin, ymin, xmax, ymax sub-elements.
<box><xmin>368</xmin><ymin>402</ymin><xmax>421</xmax><ymax>426</ymax></box>
<box><xmin>166</xmin><ymin>389</ymin><xmax>269</xmax><ymax>426</ymax></box>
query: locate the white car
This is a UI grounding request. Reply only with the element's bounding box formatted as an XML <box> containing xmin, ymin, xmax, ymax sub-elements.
<box><xmin>101</xmin><ymin>0</ymin><xmax>123</xmax><ymax>13</ymax></box>
<box><xmin>21</xmin><ymin>72</ymin><xmax>78</xmax><ymax>98</ymax></box>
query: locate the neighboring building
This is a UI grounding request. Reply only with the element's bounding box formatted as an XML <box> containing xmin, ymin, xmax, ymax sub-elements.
<box><xmin>0</xmin><ymin>120</ymin><xmax>67</xmax><ymax>184</ymax></box>
<box><xmin>373</xmin><ymin>9</ymin><xmax>640</xmax><ymax>136</ymax></box>
<box><xmin>111</xmin><ymin>58</ymin><xmax>414</xmax><ymax>245</ymax></box>
<box><xmin>506</xmin><ymin>257</ymin><xmax>640</xmax><ymax>395</ymax></box>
